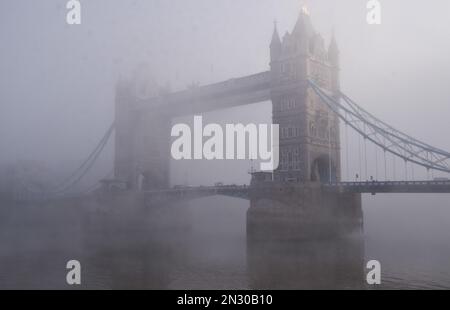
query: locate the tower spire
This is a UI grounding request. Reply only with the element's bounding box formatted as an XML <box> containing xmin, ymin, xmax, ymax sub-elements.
<box><xmin>328</xmin><ymin>30</ymin><xmax>339</xmax><ymax>67</ymax></box>
<box><xmin>270</xmin><ymin>20</ymin><xmax>281</xmax><ymax>47</ymax></box>
<box><xmin>292</xmin><ymin>3</ymin><xmax>313</xmax><ymax>38</ymax></box>
<box><xmin>270</xmin><ymin>20</ymin><xmax>281</xmax><ymax>61</ymax></box>
<box><xmin>301</xmin><ymin>3</ymin><xmax>310</xmax><ymax>16</ymax></box>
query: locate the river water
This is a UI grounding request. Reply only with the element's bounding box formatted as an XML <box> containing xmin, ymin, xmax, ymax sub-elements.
<box><xmin>1</xmin><ymin>194</ymin><xmax>450</xmax><ymax>289</ymax></box>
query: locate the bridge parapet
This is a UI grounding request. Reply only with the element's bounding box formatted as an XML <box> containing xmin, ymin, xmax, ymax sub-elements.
<box><xmin>324</xmin><ymin>180</ymin><xmax>450</xmax><ymax>194</ymax></box>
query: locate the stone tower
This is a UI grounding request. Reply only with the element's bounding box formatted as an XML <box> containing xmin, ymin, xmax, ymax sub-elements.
<box><xmin>114</xmin><ymin>74</ymin><xmax>171</xmax><ymax>190</ymax></box>
<box><xmin>270</xmin><ymin>8</ymin><xmax>341</xmax><ymax>183</ymax></box>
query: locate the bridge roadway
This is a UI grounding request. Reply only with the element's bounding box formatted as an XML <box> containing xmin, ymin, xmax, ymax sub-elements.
<box><xmin>143</xmin><ymin>185</ymin><xmax>251</xmax><ymax>202</ymax></box>
<box><xmin>143</xmin><ymin>180</ymin><xmax>450</xmax><ymax>202</ymax></box>
<box><xmin>324</xmin><ymin>180</ymin><xmax>450</xmax><ymax>194</ymax></box>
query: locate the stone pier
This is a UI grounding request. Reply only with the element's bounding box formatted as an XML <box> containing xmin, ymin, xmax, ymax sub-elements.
<box><xmin>246</xmin><ymin>181</ymin><xmax>365</xmax><ymax>289</ymax></box>
<box><xmin>247</xmin><ymin>182</ymin><xmax>363</xmax><ymax>241</ymax></box>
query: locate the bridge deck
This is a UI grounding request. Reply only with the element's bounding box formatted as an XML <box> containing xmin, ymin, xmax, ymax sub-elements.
<box><xmin>144</xmin><ymin>185</ymin><xmax>250</xmax><ymax>201</ymax></box>
<box><xmin>142</xmin><ymin>181</ymin><xmax>450</xmax><ymax>204</ymax></box>
<box><xmin>324</xmin><ymin>180</ymin><xmax>450</xmax><ymax>194</ymax></box>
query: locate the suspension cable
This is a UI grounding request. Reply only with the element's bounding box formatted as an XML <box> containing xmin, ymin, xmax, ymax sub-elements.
<box><xmin>54</xmin><ymin>122</ymin><xmax>115</xmax><ymax>191</ymax></box>
<box><xmin>307</xmin><ymin>79</ymin><xmax>450</xmax><ymax>175</ymax></box>
<box><xmin>405</xmin><ymin>160</ymin><xmax>408</xmax><ymax>181</ymax></box>
<box><xmin>375</xmin><ymin>144</ymin><xmax>378</xmax><ymax>181</ymax></box>
<box><xmin>364</xmin><ymin>125</ymin><xmax>368</xmax><ymax>181</ymax></box>
<box><xmin>345</xmin><ymin>120</ymin><xmax>349</xmax><ymax>181</ymax></box>
<box><xmin>393</xmin><ymin>154</ymin><xmax>396</xmax><ymax>181</ymax></box>
<box><xmin>328</xmin><ymin>122</ymin><xmax>332</xmax><ymax>183</ymax></box>
<box><xmin>384</xmin><ymin>149</ymin><xmax>387</xmax><ymax>181</ymax></box>
<box><xmin>358</xmin><ymin>133</ymin><xmax>362</xmax><ymax>181</ymax></box>
<box><xmin>19</xmin><ymin>122</ymin><xmax>115</xmax><ymax>197</ymax></box>
<box><xmin>53</xmin><ymin>127</ymin><xmax>112</xmax><ymax>195</ymax></box>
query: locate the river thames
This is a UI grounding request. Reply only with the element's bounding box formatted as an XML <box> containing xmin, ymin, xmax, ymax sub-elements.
<box><xmin>1</xmin><ymin>194</ymin><xmax>450</xmax><ymax>289</ymax></box>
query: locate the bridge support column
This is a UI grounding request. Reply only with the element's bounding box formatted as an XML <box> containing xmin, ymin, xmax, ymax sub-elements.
<box><xmin>114</xmin><ymin>79</ymin><xmax>171</xmax><ymax>190</ymax></box>
<box><xmin>246</xmin><ymin>182</ymin><xmax>364</xmax><ymax>289</ymax></box>
<box><xmin>133</xmin><ymin>107</ymin><xmax>171</xmax><ymax>190</ymax></box>
<box><xmin>114</xmin><ymin>79</ymin><xmax>137</xmax><ymax>188</ymax></box>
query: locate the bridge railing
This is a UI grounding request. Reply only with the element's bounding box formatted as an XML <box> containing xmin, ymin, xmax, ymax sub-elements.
<box><xmin>324</xmin><ymin>180</ymin><xmax>450</xmax><ymax>187</ymax></box>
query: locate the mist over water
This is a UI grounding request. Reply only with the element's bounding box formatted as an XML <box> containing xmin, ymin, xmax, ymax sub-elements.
<box><xmin>364</xmin><ymin>194</ymin><xmax>450</xmax><ymax>289</ymax></box>
<box><xmin>1</xmin><ymin>194</ymin><xmax>450</xmax><ymax>289</ymax></box>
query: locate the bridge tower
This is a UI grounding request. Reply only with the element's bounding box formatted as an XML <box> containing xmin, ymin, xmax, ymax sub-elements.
<box><xmin>114</xmin><ymin>75</ymin><xmax>171</xmax><ymax>190</ymax></box>
<box><xmin>270</xmin><ymin>8</ymin><xmax>341</xmax><ymax>183</ymax></box>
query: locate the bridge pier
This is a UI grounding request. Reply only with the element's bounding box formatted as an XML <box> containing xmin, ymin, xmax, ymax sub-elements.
<box><xmin>247</xmin><ymin>182</ymin><xmax>363</xmax><ymax>241</ymax></box>
<box><xmin>246</xmin><ymin>181</ymin><xmax>365</xmax><ymax>289</ymax></box>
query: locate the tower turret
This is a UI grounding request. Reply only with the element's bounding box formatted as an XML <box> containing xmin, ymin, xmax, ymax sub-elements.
<box><xmin>270</xmin><ymin>21</ymin><xmax>281</xmax><ymax>62</ymax></box>
<box><xmin>291</xmin><ymin>5</ymin><xmax>314</xmax><ymax>52</ymax></box>
<box><xmin>328</xmin><ymin>32</ymin><xmax>340</xmax><ymax>95</ymax></box>
<box><xmin>328</xmin><ymin>33</ymin><xmax>339</xmax><ymax>67</ymax></box>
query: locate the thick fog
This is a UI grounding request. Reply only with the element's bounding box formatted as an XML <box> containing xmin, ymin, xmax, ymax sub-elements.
<box><xmin>1</xmin><ymin>0</ymin><xmax>450</xmax><ymax>289</ymax></box>
<box><xmin>1</xmin><ymin>0</ymin><xmax>450</xmax><ymax>186</ymax></box>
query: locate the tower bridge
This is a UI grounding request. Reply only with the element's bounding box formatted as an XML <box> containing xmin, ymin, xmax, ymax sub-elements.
<box><xmin>114</xmin><ymin>8</ymin><xmax>450</xmax><ymax>197</ymax></box>
<box><xmin>115</xmin><ymin>10</ymin><xmax>341</xmax><ymax>189</ymax></box>
<box><xmin>107</xmin><ymin>6</ymin><xmax>450</xmax><ymax>251</ymax></box>
<box><xmin>11</xmin><ymin>7</ymin><xmax>450</xmax><ymax>245</ymax></box>
<box><xmin>4</xmin><ymin>5</ymin><xmax>449</xmax><ymax>289</ymax></box>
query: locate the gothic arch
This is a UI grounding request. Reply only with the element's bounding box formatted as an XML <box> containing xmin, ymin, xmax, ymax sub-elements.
<box><xmin>310</xmin><ymin>155</ymin><xmax>337</xmax><ymax>183</ymax></box>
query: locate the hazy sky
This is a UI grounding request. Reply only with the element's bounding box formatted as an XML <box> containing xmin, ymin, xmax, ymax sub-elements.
<box><xmin>1</xmin><ymin>0</ymin><xmax>450</xmax><ymax>186</ymax></box>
